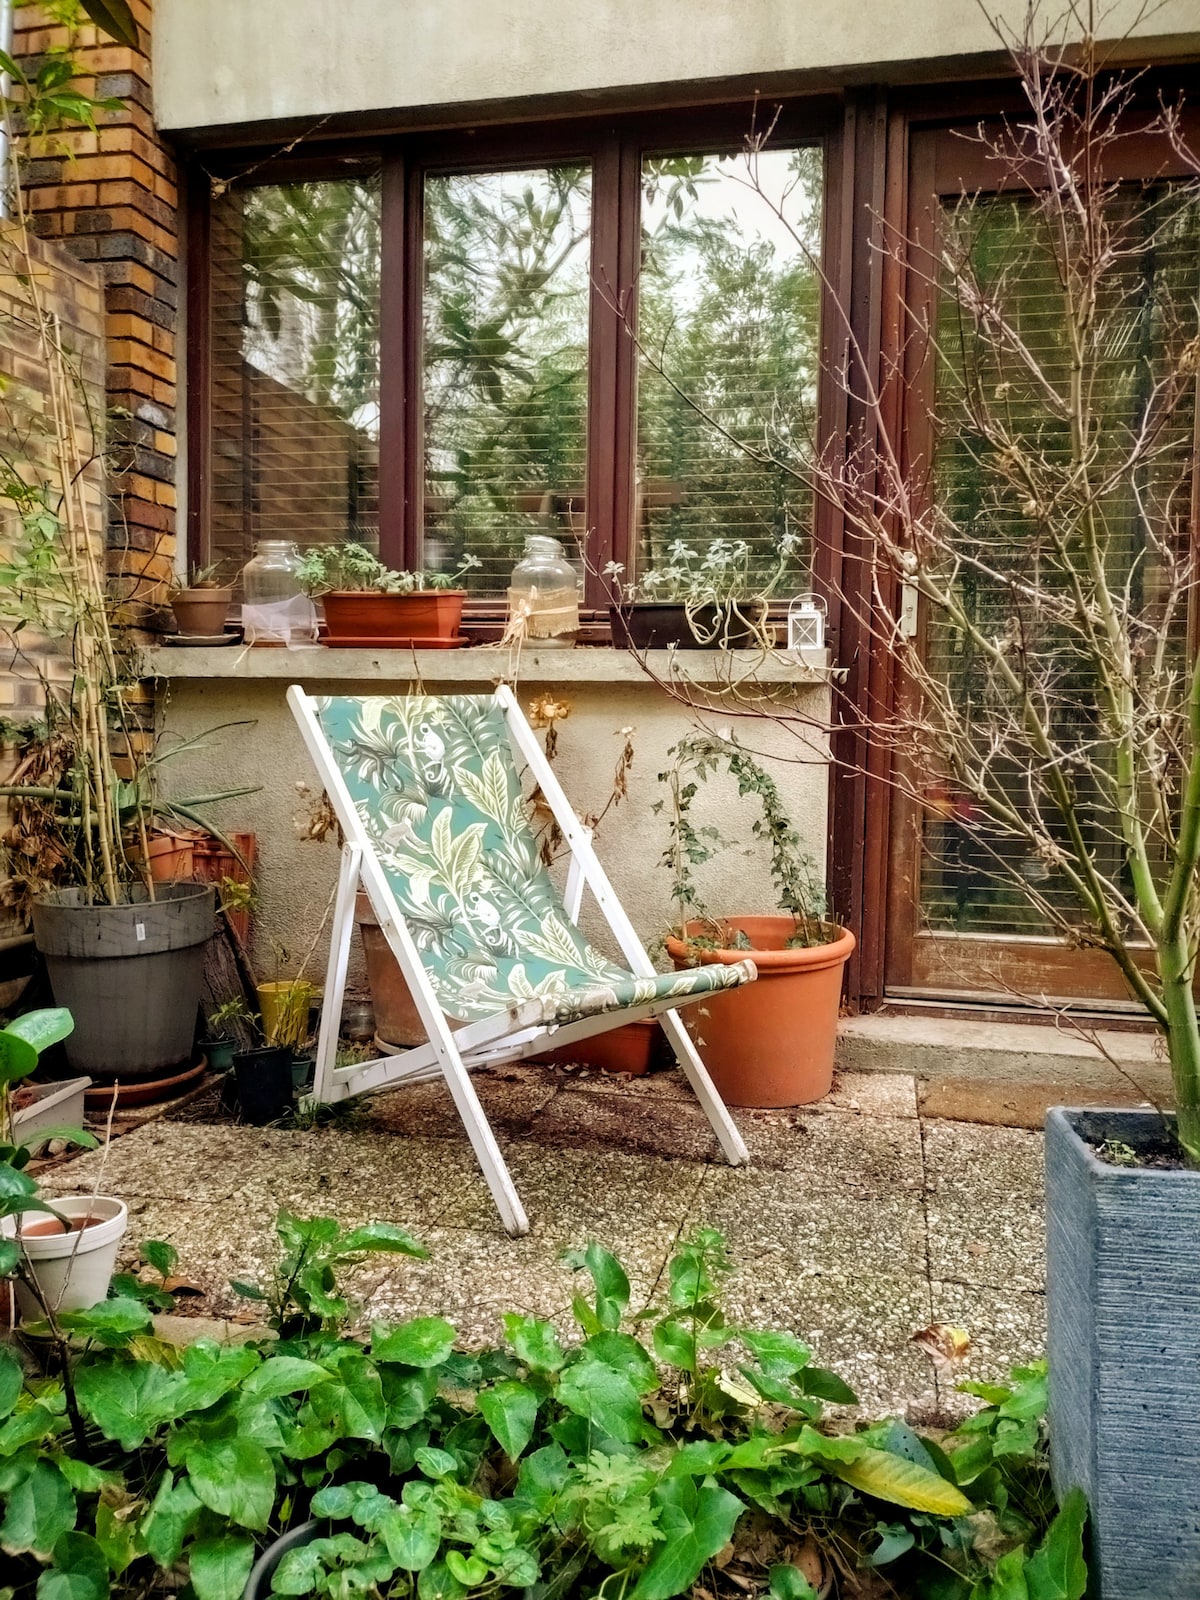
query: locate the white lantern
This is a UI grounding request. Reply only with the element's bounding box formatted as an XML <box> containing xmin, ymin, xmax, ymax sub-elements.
<box><xmin>787</xmin><ymin>593</ymin><xmax>826</xmax><ymax>653</ymax></box>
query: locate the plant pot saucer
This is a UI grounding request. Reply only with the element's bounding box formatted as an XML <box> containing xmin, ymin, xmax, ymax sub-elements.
<box><xmin>165</xmin><ymin>631</ymin><xmax>242</xmax><ymax>647</ymax></box>
<box><xmin>83</xmin><ymin>1054</ymin><xmax>207</xmax><ymax>1112</ymax></box>
<box><xmin>320</xmin><ymin>634</ymin><xmax>468</xmax><ymax>649</ymax></box>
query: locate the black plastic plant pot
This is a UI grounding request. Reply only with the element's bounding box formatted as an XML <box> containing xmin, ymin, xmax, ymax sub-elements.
<box><xmin>32</xmin><ymin>883</ymin><xmax>216</xmax><ymax>1079</ymax></box>
<box><xmin>244</xmin><ymin>1521</ymin><xmax>322</xmax><ymax>1600</ymax></box>
<box><xmin>232</xmin><ymin>1045</ymin><xmax>294</xmax><ymax>1125</ymax></box>
<box><xmin>609</xmin><ymin>602</ymin><xmax>770</xmax><ymax>650</ymax></box>
<box><xmin>1046</xmin><ymin>1107</ymin><xmax>1200</xmax><ymax>1598</ymax></box>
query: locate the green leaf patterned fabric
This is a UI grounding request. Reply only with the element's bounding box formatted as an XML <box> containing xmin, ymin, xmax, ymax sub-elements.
<box><xmin>314</xmin><ymin>695</ymin><xmax>755</xmax><ymax>1025</ymax></box>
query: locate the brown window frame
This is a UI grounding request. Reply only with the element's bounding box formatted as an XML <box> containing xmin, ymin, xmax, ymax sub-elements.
<box><xmin>186</xmin><ymin>98</ymin><xmax>842</xmax><ymax>623</ymax></box>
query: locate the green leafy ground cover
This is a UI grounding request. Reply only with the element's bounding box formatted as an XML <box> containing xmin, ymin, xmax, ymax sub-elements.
<box><xmin>0</xmin><ymin>1218</ymin><xmax>1081</xmax><ymax>1600</ymax></box>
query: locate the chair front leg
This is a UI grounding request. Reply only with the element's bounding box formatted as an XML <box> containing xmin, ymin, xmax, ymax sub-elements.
<box><xmin>660</xmin><ymin>1009</ymin><xmax>749</xmax><ymax>1166</ymax></box>
<box><xmin>312</xmin><ymin>842</ymin><xmax>362</xmax><ymax>1104</ymax></box>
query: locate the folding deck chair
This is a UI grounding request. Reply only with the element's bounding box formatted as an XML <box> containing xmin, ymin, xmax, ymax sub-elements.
<box><xmin>288</xmin><ymin>685</ymin><xmax>755</xmax><ymax>1236</ymax></box>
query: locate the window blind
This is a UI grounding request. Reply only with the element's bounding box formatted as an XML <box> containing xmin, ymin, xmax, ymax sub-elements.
<box><xmin>208</xmin><ymin>173</ymin><xmax>382</xmax><ymax>574</ymax></box>
<box><xmin>635</xmin><ymin>146</ymin><xmax>823</xmax><ymax>593</ymax></box>
<box><xmin>422</xmin><ymin>165</ymin><xmax>592</xmax><ymax>599</ymax></box>
<box><xmin>922</xmin><ymin>186</ymin><xmax>1200</xmax><ymax>939</ymax></box>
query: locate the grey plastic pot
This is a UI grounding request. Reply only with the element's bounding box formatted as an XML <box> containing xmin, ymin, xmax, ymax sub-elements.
<box><xmin>32</xmin><ymin>883</ymin><xmax>216</xmax><ymax>1079</ymax></box>
<box><xmin>244</xmin><ymin>1520</ymin><xmax>322</xmax><ymax>1600</ymax></box>
<box><xmin>1046</xmin><ymin>1107</ymin><xmax>1200</xmax><ymax>1598</ymax></box>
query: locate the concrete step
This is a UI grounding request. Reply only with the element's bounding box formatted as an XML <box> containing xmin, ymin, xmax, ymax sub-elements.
<box><xmin>837</xmin><ymin>1012</ymin><xmax>1173</xmax><ymax>1130</ymax></box>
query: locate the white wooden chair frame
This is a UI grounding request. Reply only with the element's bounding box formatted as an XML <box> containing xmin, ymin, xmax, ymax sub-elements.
<box><xmin>288</xmin><ymin>683</ymin><xmax>751</xmax><ymax>1236</ymax></box>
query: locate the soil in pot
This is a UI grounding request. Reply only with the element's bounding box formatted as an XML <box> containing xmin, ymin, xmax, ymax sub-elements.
<box><xmin>233</xmin><ymin>1045</ymin><xmax>295</xmax><ymax>1124</ymax></box>
<box><xmin>322</xmin><ymin>590</ymin><xmax>465</xmax><ymax>643</ymax></box>
<box><xmin>32</xmin><ymin>882</ymin><xmax>216</xmax><ymax>1079</ymax></box>
<box><xmin>666</xmin><ymin>916</ymin><xmax>855</xmax><ymax>1107</ymax></box>
<box><xmin>171</xmin><ymin>588</ymin><xmax>233</xmax><ymax>636</ymax></box>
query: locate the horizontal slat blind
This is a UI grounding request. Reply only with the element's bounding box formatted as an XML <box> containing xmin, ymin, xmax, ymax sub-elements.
<box><xmin>635</xmin><ymin>146</ymin><xmax>822</xmax><ymax>592</ymax></box>
<box><xmin>422</xmin><ymin>166</ymin><xmax>592</xmax><ymax>598</ymax></box>
<box><xmin>922</xmin><ymin>187</ymin><xmax>1200</xmax><ymax>941</ymax></box>
<box><xmin>209</xmin><ymin>173</ymin><xmax>382</xmax><ymax>574</ymax></box>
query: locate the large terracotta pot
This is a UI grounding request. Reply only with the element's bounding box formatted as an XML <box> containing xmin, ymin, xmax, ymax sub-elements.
<box><xmin>322</xmin><ymin>590</ymin><xmax>465</xmax><ymax>644</ymax></box>
<box><xmin>665</xmin><ymin>916</ymin><xmax>855</xmax><ymax>1107</ymax></box>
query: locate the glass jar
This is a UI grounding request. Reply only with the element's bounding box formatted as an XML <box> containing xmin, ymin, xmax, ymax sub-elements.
<box><xmin>241</xmin><ymin>540</ymin><xmax>318</xmax><ymax>647</ymax></box>
<box><xmin>507</xmin><ymin>535</ymin><xmax>580</xmax><ymax>648</ymax></box>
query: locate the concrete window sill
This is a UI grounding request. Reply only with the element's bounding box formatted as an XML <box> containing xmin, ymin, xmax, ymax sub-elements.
<box><xmin>139</xmin><ymin>644</ymin><xmax>833</xmax><ymax>687</ymax></box>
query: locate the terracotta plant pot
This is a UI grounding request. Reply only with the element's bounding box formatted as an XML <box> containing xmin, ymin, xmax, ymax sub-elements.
<box><xmin>322</xmin><ymin>590</ymin><xmax>465</xmax><ymax>644</ymax></box>
<box><xmin>171</xmin><ymin>587</ymin><xmax>233</xmax><ymax>636</ymax></box>
<box><xmin>665</xmin><ymin>916</ymin><xmax>855</xmax><ymax>1107</ymax></box>
<box><xmin>357</xmin><ymin>891</ymin><xmax>452</xmax><ymax>1047</ymax></box>
<box><xmin>144</xmin><ymin>828</ymin><xmax>256</xmax><ymax>944</ymax></box>
<box><xmin>533</xmin><ymin>1018</ymin><xmax>661</xmax><ymax>1076</ymax></box>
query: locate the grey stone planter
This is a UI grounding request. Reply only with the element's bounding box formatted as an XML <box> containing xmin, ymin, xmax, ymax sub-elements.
<box><xmin>32</xmin><ymin>882</ymin><xmax>216</xmax><ymax>1078</ymax></box>
<box><xmin>1045</xmin><ymin>1107</ymin><xmax>1200</xmax><ymax>1598</ymax></box>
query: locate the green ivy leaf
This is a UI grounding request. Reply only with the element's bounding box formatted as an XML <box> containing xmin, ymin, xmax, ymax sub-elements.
<box><xmin>502</xmin><ymin>1314</ymin><xmax>565</xmax><ymax>1372</ymax></box>
<box><xmin>766</xmin><ymin>1564</ymin><xmax>818</xmax><ymax>1600</ymax></box>
<box><xmin>186</xmin><ymin>1434</ymin><xmax>276</xmax><ymax>1532</ymax></box>
<box><xmin>415</xmin><ymin>1446</ymin><xmax>458</xmax><ymax>1479</ymax></box>
<box><xmin>141</xmin><ymin>1240</ymin><xmax>179</xmax><ymax>1280</ymax></box>
<box><xmin>417</xmin><ymin>1558</ymin><xmax>466</xmax><ymax>1600</ymax></box>
<box><xmin>141</xmin><ymin>1472</ymin><xmax>202</xmax><ymax>1568</ymax></box>
<box><xmin>445</xmin><ymin>1551</ymin><xmax>489</xmax><ymax>1587</ymax></box>
<box><xmin>188</xmin><ymin>1532</ymin><xmax>256</xmax><ymax>1600</ymax></box>
<box><xmin>339</xmin><ymin>1222</ymin><xmax>428</xmax><ymax>1259</ymax></box>
<box><xmin>564</xmin><ymin>1243</ymin><xmax>630</xmax><ymax>1331</ymax></box>
<box><xmin>380</xmin><ymin>1504</ymin><xmax>441</xmax><ymax>1568</ymax></box>
<box><xmin>93</xmin><ymin>1501</ymin><xmax>138</xmax><ymax>1577</ymax></box>
<box><xmin>478</xmin><ymin>1380</ymin><xmax>538</xmax><ymax>1460</ymax></box>
<box><xmin>372</xmin><ymin>1317</ymin><xmax>457</xmax><ymax>1368</ymax></box>
<box><xmin>307</xmin><ymin>1352</ymin><xmax>386</xmax><ymax>1442</ymax></box>
<box><xmin>57</xmin><ymin>1298</ymin><xmax>152</xmax><ymax>1348</ymax></box>
<box><xmin>0</xmin><ymin>1459</ymin><xmax>76</xmax><ymax>1558</ymax></box>
<box><xmin>382</xmin><ymin>1365</ymin><xmax>439</xmax><ymax>1429</ymax></box>
<box><xmin>741</xmin><ymin>1330</ymin><xmax>812</xmax><ymax>1379</ymax></box>
<box><xmin>558</xmin><ymin>1355</ymin><xmax>646</xmax><ymax>1444</ymax></box>
<box><xmin>75</xmin><ymin>1355</ymin><xmax>177</xmax><ymax>1450</ymax></box>
<box><xmin>585</xmin><ymin>1333</ymin><xmax>658</xmax><ymax>1394</ymax></box>
<box><xmin>239</xmin><ymin>1356</ymin><xmax>331</xmax><ymax>1401</ymax></box>
<box><xmin>798</xmin><ymin>1366</ymin><xmax>858</xmax><ymax>1405</ymax></box>
<box><xmin>0</xmin><ymin>1347</ymin><xmax>23</xmax><ymax>1419</ymax></box>
<box><xmin>1024</xmin><ymin>1488</ymin><xmax>1088</xmax><ymax>1600</ymax></box>
<box><xmin>631</xmin><ymin>1477</ymin><xmax>744</xmax><ymax>1600</ymax></box>
<box><xmin>36</xmin><ymin>1532</ymin><xmax>109</xmax><ymax>1600</ymax></box>
<box><xmin>984</xmin><ymin>1546</ymin><xmax>1032</xmax><ymax>1600</ymax></box>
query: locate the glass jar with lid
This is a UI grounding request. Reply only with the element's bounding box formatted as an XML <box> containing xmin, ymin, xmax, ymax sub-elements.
<box><xmin>507</xmin><ymin>535</ymin><xmax>580</xmax><ymax>648</ymax></box>
<box><xmin>241</xmin><ymin>540</ymin><xmax>318</xmax><ymax>647</ymax></box>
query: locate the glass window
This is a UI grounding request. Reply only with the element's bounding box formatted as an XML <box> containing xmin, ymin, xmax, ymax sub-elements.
<box><xmin>921</xmin><ymin>185</ymin><xmax>1200</xmax><ymax>939</ymax></box>
<box><xmin>635</xmin><ymin>146</ymin><xmax>823</xmax><ymax>591</ymax></box>
<box><xmin>208</xmin><ymin>174</ymin><xmax>381</xmax><ymax>568</ymax></box>
<box><xmin>422</xmin><ymin>165</ymin><xmax>592</xmax><ymax>598</ymax></box>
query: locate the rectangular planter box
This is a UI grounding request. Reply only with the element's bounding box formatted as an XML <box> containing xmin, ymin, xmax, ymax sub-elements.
<box><xmin>1046</xmin><ymin>1107</ymin><xmax>1200</xmax><ymax>1598</ymax></box>
<box><xmin>11</xmin><ymin>1076</ymin><xmax>92</xmax><ymax>1153</ymax></box>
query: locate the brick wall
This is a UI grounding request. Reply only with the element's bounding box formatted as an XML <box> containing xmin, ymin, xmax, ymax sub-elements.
<box><xmin>14</xmin><ymin>0</ymin><xmax>178</xmax><ymax>638</ymax></box>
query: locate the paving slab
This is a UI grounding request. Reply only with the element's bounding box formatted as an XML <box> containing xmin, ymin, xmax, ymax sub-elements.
<box><xmin>928</xmin><ymin>1279</ymin><xmax>1047</xmax><ymax>1410</ymax></box>
<box><xmin>921</xmin><ymin>1120</ymin><xmax>1045</xmax><ymax>1292</ymax></box>
<box><xmin>40</xmin><ymin>1065</ymin><xmax>1048</xmax><ymax>1422</ymax></box>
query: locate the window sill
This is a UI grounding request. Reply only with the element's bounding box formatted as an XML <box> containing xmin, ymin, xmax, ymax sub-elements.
<box><xmin>139</xmin><ymin>643</ymin><xmax>832</xmax><ymax>687</ymax></box>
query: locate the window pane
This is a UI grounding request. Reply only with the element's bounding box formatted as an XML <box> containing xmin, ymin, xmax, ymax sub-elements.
<box><xmin>209</xmin><ymin>174</ymin><xmax>381</xmax><ymax>568</ymax></box>
<box><xmin>423</xmin><ymin>165</ymin><xmax>592</xmax><ymax>598</ymax></box>
<box><xmin>921</xmin><ymin>186</ymin><xmax>1200</xmax><ymax>941</ymax></box>
<box><xmin>636</xmin><ymin>146</ymin><xmax>823</xmax><ymax>588</ymax></box>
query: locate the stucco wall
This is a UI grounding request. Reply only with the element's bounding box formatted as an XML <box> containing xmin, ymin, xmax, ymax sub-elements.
<box><xmin>154</xmin><ymin>0</ymin><xmax>1200</xmax><ymax>132</ymax></box>
<box><xmin>154</xmin><ymin>666</ymin><xmax>830</xmax><ymax>1000</ymax></box>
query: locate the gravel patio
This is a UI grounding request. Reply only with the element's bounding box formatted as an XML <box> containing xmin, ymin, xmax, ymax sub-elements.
<box><xmin>43</xmin><ymin>1065</ymin><xmax>1046</xmax><ymax>1421</ymax></box>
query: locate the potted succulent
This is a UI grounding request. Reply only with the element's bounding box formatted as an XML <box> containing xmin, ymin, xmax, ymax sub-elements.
<box><xmin>658</xmin><ymin>733</ymin><xmax>853</xmax><ymax>1107</ymax></box>
<box><xmin>168</xmin><ymin>561</ymin><xmax>234</xmax><ymax>638</ymax></box>
<box><xmin>606</xmin><ymin>535</ymin><xmax>800</xmax><ymax>650</ymax></box>
<box><xmin>297</xmin><ymin>543</ymin><xmax>480</xmax><ymax>646</ymax></box>
<box><xmin>0</xmin><ymin>1006</ymin><xmax>128</xmax><ymax>1319</ymax></box>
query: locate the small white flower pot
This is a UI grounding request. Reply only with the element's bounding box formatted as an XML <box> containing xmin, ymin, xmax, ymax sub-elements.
<box><xmin>2</xmin><ymin>1194</ymin><xmax>128</xmax><ymax>1318</ymax></box>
